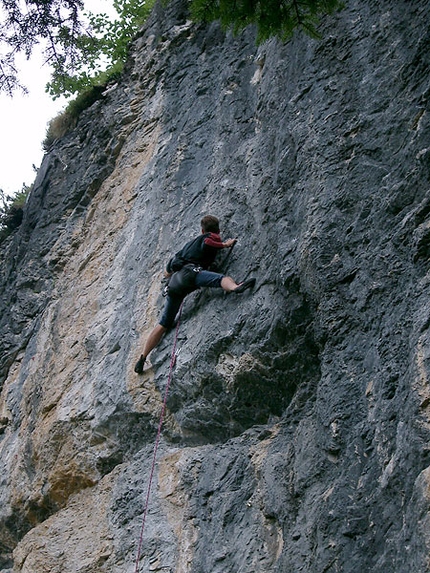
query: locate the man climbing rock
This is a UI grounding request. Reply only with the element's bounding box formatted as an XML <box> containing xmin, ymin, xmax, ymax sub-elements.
<box><xmin>134</xmin><ymin>215</ymin><xmax>256</xmax><ymax>374</ymax></box>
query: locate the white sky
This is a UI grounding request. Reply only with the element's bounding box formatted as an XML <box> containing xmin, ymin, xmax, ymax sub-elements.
<box><xmin>0</xmin><ymin>53</ymin><xmax>66</xmax><ymax>196</ymax></box>
<box><xmin>0</xmin><ymin>0</ymin><xmax>116</xmax><ymax>197</ymax></box>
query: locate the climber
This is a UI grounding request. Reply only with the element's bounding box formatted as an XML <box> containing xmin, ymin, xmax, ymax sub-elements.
<box><xmin>134</xmin><ymin>215</ymin><xmax>256</xmax><ymax>374</ymax></box>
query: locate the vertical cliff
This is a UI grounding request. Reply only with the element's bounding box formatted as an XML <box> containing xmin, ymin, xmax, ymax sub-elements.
<box><xmin>0</xmin><ymin>0</ymin><xmax>429</xmax><ymax>571</ymax></box>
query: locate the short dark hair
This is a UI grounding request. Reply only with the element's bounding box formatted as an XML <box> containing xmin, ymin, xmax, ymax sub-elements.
<box><xmin>201</xmin><ymin>215</ymin><xmax>220</xmax><ymax>233</ymax></box>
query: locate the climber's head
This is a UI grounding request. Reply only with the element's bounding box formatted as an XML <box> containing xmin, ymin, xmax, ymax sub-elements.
<box><xmin>201</xmin><ymin>215</ymin><xmax>220</xmax><ymax>234</ymax></box>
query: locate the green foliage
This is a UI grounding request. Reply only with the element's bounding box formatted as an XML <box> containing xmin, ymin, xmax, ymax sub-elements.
<box><xmin>189</xmin><ymin>0</ymin><xmax>344</xmax><ymax>42</ymax></box>
<box><xmin>41</xmin><ymin>0</ymin><xmax>156</xmax><ymax>143</ymax></box>
<box><xmin>1</xmin><ymin>0</ymin><xmax>342</xmax><ymax>95</ymax></box>
<box><xmin>46</xmin><ymin>0</ymin><xmax>156</xmax><ymax>99</ymax></box>
<box><xmin>0</xmin><ymin>0</ymin><xmax>86</xmax><ymax>95</ymax></box>
<box><xmin>46</xmin><ymin>0</ymin><xmax>342</xmax><ymax>99</ymax></box>
<box><xmin>0</xmin><ymin>185</ymin><xmax>31</xmax><ymax>243</ymax></box>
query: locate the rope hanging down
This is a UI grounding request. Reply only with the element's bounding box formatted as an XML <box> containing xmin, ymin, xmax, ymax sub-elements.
<box><xmin>133</xmin><ymin>301</ymin><xmax>184</xmax><ymax>573</ymax></box>
<box><xmin>133</xmin><ymin>243</ymin><xmax>235</xmax><ymax>571</ymax></box>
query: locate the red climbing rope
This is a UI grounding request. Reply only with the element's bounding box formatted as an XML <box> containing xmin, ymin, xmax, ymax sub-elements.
<box><xmin>133</xmin><ymin>301</ymin><xmax>184</xmax><ymax>573</ymax></box>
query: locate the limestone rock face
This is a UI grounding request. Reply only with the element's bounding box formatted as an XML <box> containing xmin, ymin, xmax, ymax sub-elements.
<box><xmin>0</xmin><ymin>0</ymin><xmax>429</xmax><ymax>571</ymax></box>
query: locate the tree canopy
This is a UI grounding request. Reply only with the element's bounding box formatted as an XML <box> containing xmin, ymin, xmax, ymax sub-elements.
<box><xmin>0</xmin><ymin>0</ymin><xmax>85</xmax><ymax>94</ymax></box>
<box><xmin>46</xmin><ymin>0</ymin><xmax>156</xmax><ymax>98</ymax></box>
<box><xmin>0</xmin><ymin>0</ymin><xmax>344</xmax><ymax>97</ymax></box>
<box><xmin>0</xmin><ymin>0</ymin><xmax>155</xmax><ymax>98</ymax></box>
<box><xmin>190</xmin><ymin>0</ymin><xmax>344</xmax><ymax>42</ymax></box>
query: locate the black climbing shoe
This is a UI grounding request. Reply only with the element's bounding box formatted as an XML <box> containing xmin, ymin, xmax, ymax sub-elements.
<box><xmin>134</xmin><ymin>355</ymin><xmax>146</xmax><ymax>374</ymax></box>
<box><xmin>233</xmin><ymin>278</ymin><xmax>256</xmax><ymax>293</ymax></box>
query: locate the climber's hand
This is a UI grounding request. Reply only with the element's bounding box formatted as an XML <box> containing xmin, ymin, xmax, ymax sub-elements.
<box><xmin>223</xmin><ymin>238</ymin><xmax>237</xmax><ymax>248</ymax></box>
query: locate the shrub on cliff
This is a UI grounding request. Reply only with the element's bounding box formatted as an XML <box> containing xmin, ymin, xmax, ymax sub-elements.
<box><xmin>0</xmin><ymin>187</ymin><xmax>31</xmax><ymax>243</ymax></box>
<box><xmin>43</xmin><ymin>84</ymin><xmax>111</xmax><ymax>149</ymax></box>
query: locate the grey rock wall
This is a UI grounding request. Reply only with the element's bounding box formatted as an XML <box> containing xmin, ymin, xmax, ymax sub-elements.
<box><xmin>0</xmin><ymin>0</ymin><xmax>429</xmax><ymax>571</ymax></box>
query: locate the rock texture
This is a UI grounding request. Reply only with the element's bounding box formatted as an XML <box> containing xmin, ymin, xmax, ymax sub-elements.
<box><xmin>0</xmin><ymin>0</ymin><xmax>429</xmax><ymax>571</ymax></box>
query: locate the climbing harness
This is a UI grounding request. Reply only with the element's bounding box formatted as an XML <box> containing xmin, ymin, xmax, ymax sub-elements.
<box><xmin>166</xmin><ymin>264</ymin><xmax>201</xmax><ymax>297</ymax></box>
<box><xmin>133</xmin><ymin>301</ymin><xmax>184</xmax><ymax>573</ymax></box>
